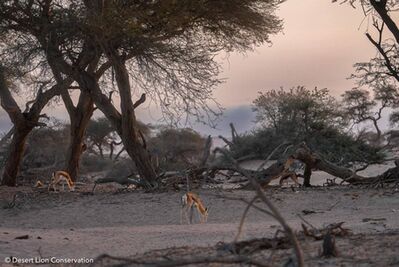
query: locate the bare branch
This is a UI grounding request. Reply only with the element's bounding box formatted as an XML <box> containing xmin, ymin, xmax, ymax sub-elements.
<box><xmin>234</xmin><ymin>195</ymin><xmax>258</xmax><ymax>242</ymax></box>
<box><xmin>365</xmin><ymin>34</ymin><xmax>399</xmax><ymax>82</ymax></box>
<box><xmin>133</xmin><ymin>93</ymin><xmax>146</xmax><ymax>109</ymax></box>
<box><xmin>214</xmin><ymin>147</ymin><xmax>304</xmax><ymax>267</ymax></box>
<box><xmin>256</xmin><ymin>141</ymin><xmax>290</xmax><ymax>172</ymax></box>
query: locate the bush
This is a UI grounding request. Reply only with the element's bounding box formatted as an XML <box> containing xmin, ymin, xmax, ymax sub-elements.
<box><xmin>229</xmin><ymin>128</ymin><xmax>285</xmax><ymax>159</ymax></box>
<box><xmin>229</xmin><ymin>126</ymin><xmax>384</xmax><ymax>166</ymax></box>
<box><xmin>228</xmin><ymin>86</ymin><xmax>385</xmax><ymax>165</ymax></box>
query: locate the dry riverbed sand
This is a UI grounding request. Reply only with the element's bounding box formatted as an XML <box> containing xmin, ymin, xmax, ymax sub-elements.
<box><xmin>0</xmin><ymin>166</ymin><xmax>399</xmax><ymax>266</ymax></box>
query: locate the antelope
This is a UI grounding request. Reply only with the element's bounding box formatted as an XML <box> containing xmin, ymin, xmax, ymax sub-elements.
<box><xmin>181</xmin><ymin>192</ymin><xmax>209</xmax><ymax>224</ymax></box>
<box><xmin>48</xmin><ymin>171</ymin><xmax>75</xmax><ymax>192</ymax></box>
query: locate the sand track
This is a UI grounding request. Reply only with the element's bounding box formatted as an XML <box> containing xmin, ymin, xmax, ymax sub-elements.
<box><xmin>1</xmin><ymin>185</ymin><xmax>399</xmax><ymax>264</ymax></box>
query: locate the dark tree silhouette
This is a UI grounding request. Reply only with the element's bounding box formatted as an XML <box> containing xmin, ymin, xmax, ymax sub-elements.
<box><xmin>0</xmin><ymin>65</ymin><xmax>72</xmax><ymax>186</ymax></box>
<box><xmin>342</xmin><ymin>86</ymin><xmax>399</xmax><ymax>140</ymax></box>
<box><xmin>0</xmin><ymin>0</ymin><xmax>284</xmax><ymax>188</ymax></box>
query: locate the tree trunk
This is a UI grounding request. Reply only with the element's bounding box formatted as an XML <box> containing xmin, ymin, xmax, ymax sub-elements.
<box><xmin>370</xmin><ymin>0</ymin><xmax>399</xmax><ymax>44</ymax></box>
<box><xmin>303</xmin><ymin>163</ymin><xmax>312</xmax><ymax>187</ymax></box>
<box><xmin>98</xmin><ymin>143</ymin><xmax>104</xmax><ymax>159</ymax></box>
<box><xmin>71</xmin><ymin>66</ymin><xmax>157</xmax><ymax>188</ymax></box>
<box><xmin>44</xmin><ymin>43</ymin><xmax>157</xmax><ymax>188</ymax></box>
<box><xmin>1</xmin><ymin>126</ymin><xmax>31</xmax><ymax>186</ymax></box>
<box><xmin>112</xmin><ymin>59</ymin><xmax>158</xmax><ymax>188</ymax></box>
<box><xmin>290</xmin><ymin>143</ymin><xmax>399</xmax><ymax>185</ymax></box>
<box><xmin>0</xmin><ymin>65</ymin><xmax>72</xmax><ymax>186</ymax></box>
<box><xmin>109</xmin><ymin>141</ymin><xmax>115</xmax><ymax>159</ymax></box>
<box><xmin>65</xmin><ymin>125</ymin><xmax>87</xmax><ymax>182</ymax></box>
<box><xmin>64</xmin><ymin>92</ymin><xmax>94</xmax><ymax>181</ymax></box>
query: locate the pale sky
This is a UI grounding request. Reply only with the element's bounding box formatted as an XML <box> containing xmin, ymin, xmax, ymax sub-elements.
<box><xmin>214</xmin><ymin>0</ymin><xmax>378</xmax><ymax>107</ymax></box>
<box><xmin>194</xmin><ymin>0</ymin><xmax>389</xmax><ymax>135</ymax></box>
<box><xmin>0</xmin><ymin>0</ymin><xmax>394</xmax><ymax>136</ymax></box>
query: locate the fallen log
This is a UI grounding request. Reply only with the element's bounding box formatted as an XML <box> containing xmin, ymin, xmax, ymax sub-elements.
<box><xmin>292</xmin><ymin>143</ymin><xmax>399</xmax><ymax>186</ymax></box>
<box><xmin>93</xmin><ymin>176</ymin><xmax>148</xmax><ymax>191</ymax></box>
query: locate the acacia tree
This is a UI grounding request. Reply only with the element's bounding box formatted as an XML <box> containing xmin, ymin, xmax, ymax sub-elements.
<box><xmin>0</xmin><ymin>61</ymin><xmax>74</xmax><ymax>185</ymax></box>
<box><xmin>340</xmin><ymin>0</ymin><xmax>399</xmax><ymax>87</ymax></box>
<box><xmin>0</xmin><ymin>28</ymin><xmax>97</xmax><ymax>185</ymax></box>
<box><xmin>0</xmin><ymin>3</ymin><xmax>99</xmax><ymax>185</ymax></box>
<box><xmin>335</xmin><ymin>0</ymin><xmax>398</xmax><ymax>43</ymax></box>
<box><xmin>253</xmin><ymin>86</ymin><xmax>344</xmax><ymax>138</ymax></box>
<box><xmin>337</xmin><ymin>0</ymin><xmax>399</xmax><ymax>144</ymax></box>
<box><xmin>342</xmin><ymin>85</ymin><xmax>399</xmax><ymax>140</ymax></box>
<box><xmin>0</xmin><ymin>64</ymin><xmax>94</xmax><ymax>184</ymax></box>
<box><xmin>0</xmin><ymin>2</ymin><xmax>114</xmax><ymax>184</ymax></box>
<box><xmin>0</xmin><ymin>0</ymin><xmax>284</xmax><ymax>188</ymax></box>
<box><xmin>252</xmin><ymin>86</ymin><xmax>383</xmax><ymax>186</ymax></box>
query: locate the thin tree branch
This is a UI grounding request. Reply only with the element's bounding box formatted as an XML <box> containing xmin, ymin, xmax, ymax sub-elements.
<box><xmin>214</xmin><ymin>148</ymin><xmax>304</xmax><ymax>267</ymax></box>
<box><xmin>365</xmin><ymin>33</ymin><xmax>399</xmax><ymax>82</ymax></box>
<box><xmin>133</xmin><ymin>93</ymin><xmax>146</xmax><ymax>109</ymax></box>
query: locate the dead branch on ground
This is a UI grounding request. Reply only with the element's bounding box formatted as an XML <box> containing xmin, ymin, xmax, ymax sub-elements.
<box><xmin>301</xmin><ymin>222</ymin><xmax>351</xmax><ymax>241</ymax></box>
<box><xmin>217</xmin><ymin>236</ymin><xmax>291</xmax><ymax>255</ymax></box>
<box><xmin>234</xmin><ymin>196</ymin><xmax>259</xmax><ymax>242</ymax></box>
<box><xmin>214</xmin><ymin>147</ymin><xmax>305</xmax><ymax>267</ymax></box>
<box><xmin>94</xmin><ymin>176</ymin><xmax>147</xmax><ymax>189</ymax></box>
<box><xmin>291</xmin><ymin>143</ymin><xmax>399</xmax><ymax>186</ymax></box>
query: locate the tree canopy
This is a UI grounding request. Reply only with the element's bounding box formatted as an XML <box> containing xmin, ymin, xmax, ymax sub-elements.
<box><xmin>253</xmin><ymin>86</ymin><xmax>345</xmax><ymax>139</ymax></box>
<box><xmin>0</xmin><ymin>0</ymin><xmax>284</xmax><ymax>124</ymax></box>
<box><xmin>0</xmin><ymin>0</ymin><xmax>285</xmax><ymax>186</ymax></box>
<box><xmin>231</xmin><ymin>86</ymin><xmax>385</xmax><ymax>165</ymax></box>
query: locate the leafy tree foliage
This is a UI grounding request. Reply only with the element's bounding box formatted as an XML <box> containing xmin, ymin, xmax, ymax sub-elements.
<box><xmin>0</xmin><ymin>0</ymin><xmax>285</xmax><ymax>187</ymax></box>
<box><xmin>253</xmin><ymin>86</ymin><xmax>345</xmax><ymax>140</ymax></box>
<box><xmin>232</xmin><ymin>86</ymin><xmax>385</xmax><ymax>165</ymax></box>
<box><xmin>226</xmin><ymin>128</ymin><xmax>285</xmax><ymax>163</ymax></box>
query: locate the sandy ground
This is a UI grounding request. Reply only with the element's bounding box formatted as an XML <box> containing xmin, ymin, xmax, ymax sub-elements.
<box><xmin>0</xmin><ymin>164</ymin><xmax>399</xmax><ymax>266</ymax></box>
